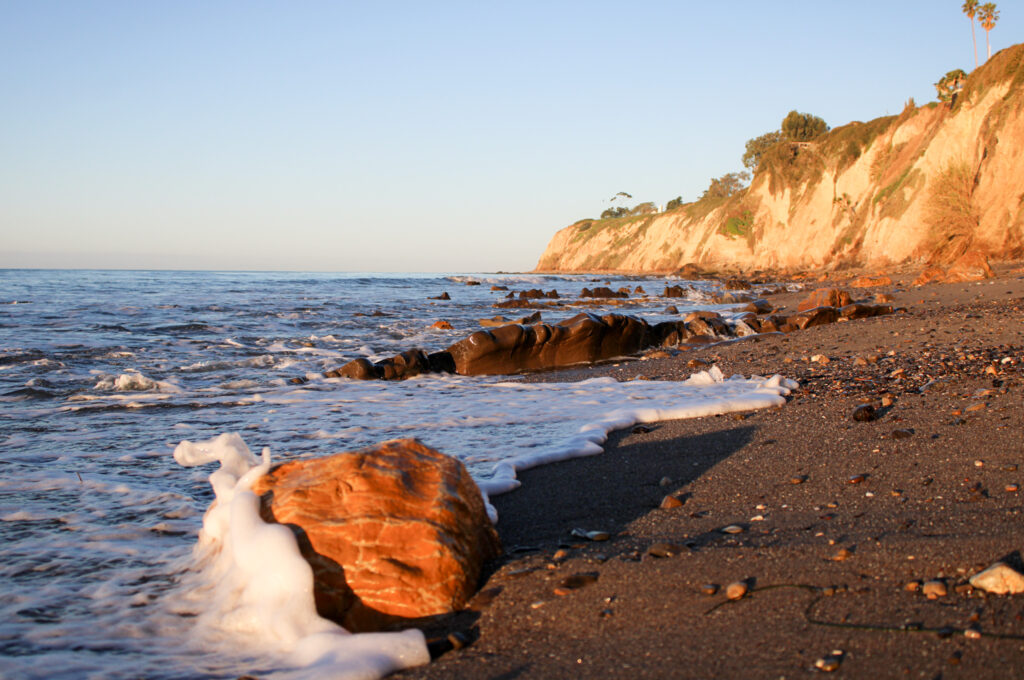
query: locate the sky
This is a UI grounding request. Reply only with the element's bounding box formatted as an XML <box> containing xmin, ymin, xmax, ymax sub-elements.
<box><xmin>1</xmin><ymin>1</ymin><xmax>1019</xmax><ymax>272</ymax></box>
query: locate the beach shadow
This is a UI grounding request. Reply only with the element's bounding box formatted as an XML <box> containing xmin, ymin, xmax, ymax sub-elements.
<box><xmin>490</xmin><ymin>424</ymin><xmax>758</xmax><ymax>551</ymax></box>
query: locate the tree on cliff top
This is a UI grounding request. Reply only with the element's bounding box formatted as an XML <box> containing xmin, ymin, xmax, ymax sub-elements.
<box><xmin>963</xmin><ymin>0</ymin><xmax>980</xmax><ymax>68</ymax></box>
<box><xmin>935</xmin><ymin>69</ymin><xmax>968</xmax><ymax>104</ymax></box>
<box><xmin>743</xmin><ymin>130</ymin><xmax>785</xmax><ymax>171</ymax></box>
<box><xmin>781</xmin><ymin>110</ymin><xmax>830</xmax><ymax>142</ymax></box>
<box><xmin>980</xmin><ymin>3</ymin><xmax>999</xmax><ymax>61</ymax></box>
<box><xmin>742</xmin><ymin>111</ymin><xmax>829</xmax><ymax>171</ymax></box>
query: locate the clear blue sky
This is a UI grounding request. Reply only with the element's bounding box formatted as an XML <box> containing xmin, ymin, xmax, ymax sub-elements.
<box><xmin>1</xmin><ymin>1</ymin><xmax>1018</xmax><ymax>272</ymax></box>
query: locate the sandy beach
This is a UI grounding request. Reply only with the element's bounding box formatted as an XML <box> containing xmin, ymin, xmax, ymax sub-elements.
<box><xmin>398</xmin><ymin>265</ymin><xmax>1024</xmax><ymax>679</ymax></box>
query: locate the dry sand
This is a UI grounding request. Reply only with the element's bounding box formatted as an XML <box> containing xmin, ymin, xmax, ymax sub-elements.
<box><xmin>398</xmin><ymin>266</ymin><xmax>1024</xmax><ymax>679</ymax></box>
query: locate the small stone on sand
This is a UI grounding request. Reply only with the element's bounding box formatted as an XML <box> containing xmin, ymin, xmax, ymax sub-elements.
<box><xmin>725</xmin><ymin>581</ymin><xmax>748</xmax><ymax>600</ymax></box>
<box><xmin>923</xmin><ymin>580</ymin><xmax>948</xmax><ymax>599</ymax></box>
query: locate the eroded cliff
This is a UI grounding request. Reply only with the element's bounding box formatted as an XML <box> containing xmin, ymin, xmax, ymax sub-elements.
<box><xmin>536</xmin><ymin>44</ymin><xmax>1024</xmax><ymax>273</ymax></box>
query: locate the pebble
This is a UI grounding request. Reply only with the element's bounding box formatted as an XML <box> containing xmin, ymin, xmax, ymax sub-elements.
<box><xmin>881</xmin><ymin>394</ymin><xmax>895</xmax><ymax>407</ymax></box>
<box><xmin>571</xmin><ymin>528</ymin><xmax>610</xmax><ymax>541</ymax></box>
<box><xmin>660</xmin><ymin>495</ymin><xmax>684</xmax><ymax>509</ymax></box>
<box><xmin>631</xmin><ymin>424</ymin><xmax>654</xmax><ymax>434</ymax></box>
<box><xmin>721</xmin><ymin>524</ymin><xmax>745</xmax><ymax>534</ymax></box>
<box><xmin>811</xmin><ymin>354</ymin><xmax>829</xmax><ymax>364</ymax></box>
<box><xmin>700</xmin><ymin>583</ymin><xmax>719</xmax><ymax>596</ymax></box>
<box><xmin>659</xmin><ymin>476</ymin><xmax>673</xmax><ymax>487</ymax></box>
<box><xmin>725</xmin><ymin>581</ymin><xmax>748</xmax><ymax>600</ymax></box>
<box><xmin>891</xmin><ymin>428</ymin><xmax>914</xmax><ymax>439</ymax></box>
<box><xmin>852</xmin><ymin>404</ymin><xmax>877</xmax><ymax>422</ymax></box>
<box><xmin>966</xmin><ymin>402</ymin><xmax>987</xmax><ymax>412</ymax></box>
<box><xmin>1007</xmin><ymin>483</ymin><xmax>1020</xmax><ymax>493</ymax></box>
<box><xmin>789</xmin><ymin>475</ymin><xmax>808</xmax><ymax>484</ymax></box>
<box><xmin>815</xmin><ymin>654</ymin><xmax>842</xmax><ymax>672</ymax></box>
<box><xmin>552</xmin><ymin>549</ymin><xmax>569</xmax><ymax>562</ymax></box>
<box><xmin>830</xmin><ymin>548</ymin><xmax>852</xmax><ymax>562</ymax></box>
<box><xmin>905</xmin><ymin>580</ymin><xmax>922</xmax><ymax>592</ymax></box>
<box><xmin>969</xmin><ymin>561</ymin><xmax>1024</xmax><ymax>594</ymax></box>
<box><xmin>558</xmin><ymin>571</ymin><xmax>599</xmax><ymax>591</ymax></box>
<box><xmin>965</xmin><ymin>625</ymin><xmax>982</xmax><ymax>639</ymax></box>
<box><xmin>647</xmin><ymin>542</ymin><xmax>685</xmax><ymax>558</ymax></box>
<box><xmin>923</xmin><ymin>580</ymin><xmax>948</xmax><ymax>599</ymax></box>
<box><xmin>848</xmin><ymin>473</ymin><xmax>867</xmax><ymax>484</ymax></box>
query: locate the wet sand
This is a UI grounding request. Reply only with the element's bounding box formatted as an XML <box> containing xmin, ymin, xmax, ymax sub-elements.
<box><xmin>399</xmin><ymin>265</ymin><xmax>1024</xmax><ymax>679</ymax></box>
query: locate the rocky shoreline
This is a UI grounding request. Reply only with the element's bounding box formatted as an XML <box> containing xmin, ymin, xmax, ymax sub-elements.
<box><xmin>395</xmin><ymin>263</ymin><xmax>1024</xmax><ymax>679</ymax></box>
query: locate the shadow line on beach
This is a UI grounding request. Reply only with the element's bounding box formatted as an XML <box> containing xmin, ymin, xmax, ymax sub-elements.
<box><xmin>490</xmin><ymin>423</ymin><xmax>758</xmax><ymax>551</ymax></box>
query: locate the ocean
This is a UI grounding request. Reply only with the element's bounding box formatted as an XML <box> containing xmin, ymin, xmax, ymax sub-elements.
<box><xmin>0</xmin><ymin>269</ymin><xmax>797</xmax><ymax>679</ymax></box>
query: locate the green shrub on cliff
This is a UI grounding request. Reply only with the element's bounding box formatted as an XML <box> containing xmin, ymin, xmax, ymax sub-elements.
<box><xmin>700</xmin><ymin>172</ymin><xmax>750</xmax><ymax>201</ymax></box>
<box><xmin>926</xmin><ymin>160</ymin><xmax>978</xmax><ymax>262</ymax></box>
<box><xmin>742</xmin><ymin>131</ymin><xmax>784</xmax><ymax>171</ymax></box>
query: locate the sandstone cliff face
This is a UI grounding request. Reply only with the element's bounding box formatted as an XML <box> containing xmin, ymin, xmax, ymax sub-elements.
<box><xmin>536</xmin><ymin>45</ymin><xmax>1024</xmax><ymax>273</ymax></box>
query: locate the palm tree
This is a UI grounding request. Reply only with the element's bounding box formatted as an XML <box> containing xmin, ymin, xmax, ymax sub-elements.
<box><xmin>980</xmin><ymin>3</ymin><xmax>999</xmax><ymax>61</ymax></box>
<box><xmin>963</xmin><ymin>0</ymin><xmax>979</xmax><ymax>68</ymax></box>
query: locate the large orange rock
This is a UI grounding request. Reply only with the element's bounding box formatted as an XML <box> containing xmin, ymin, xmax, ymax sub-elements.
<box><xmin>253</xmin><ymin>439</ymin><xmax>501</xmax><ymax>633</ymax></box>
<box><xmin>797</xmin><ymin>288</ymin><xmax>853</xmax><ymax>312</ymax></box>
<box><xmin>946</xmin><ymin>251</ymin><xmax>994</xmax><ymax>282</ymax></box>
<box><xmin>914</xmin><ymin>252</ymin><xmax>994</xmax><ymax>285</ymax></box>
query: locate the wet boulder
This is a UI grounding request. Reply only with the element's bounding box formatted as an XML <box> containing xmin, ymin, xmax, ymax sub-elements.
<box><xmin>253</xmin><ymin>439</ymin><xmax>501</xmax><ymax>633</ymax></box>
<box><xmin>446</xmin><ymin>313</ymin><xmax>651</xmax><ymax>376</ymax></box>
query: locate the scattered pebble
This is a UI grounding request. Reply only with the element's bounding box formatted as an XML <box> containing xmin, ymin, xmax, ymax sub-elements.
<box><xmin>814</xmin><ymin>652</ymin><xmax>843</xmax><ymax>672</ymax></box>
<box><xmin>1006</xmin><ymin>483</ymin><xmax>1020</xmax><ymax>493</ymax></box>
<box><xmin>700</xmin><ymin>583</ymin><xmax>719</xmax><ymax>596</ymax></box>
<box><xmin>923</xmin><ymin>580</ymin><xmax>948</xmax><ymax>599</ymax></box>
<box><xmin>571</xmin><ymin>528</ymin><xmax>610</xmax><ymax>542</ymax></box>
<box><xmin>720</xmin><ymin>524</ymin><xmax>745</xmax><ymax>535</ymax></box>
<box><xmin>965</xmin><ymin>625</ymin><xmax>982</xmax><ymax>639</ymax></box>
<box><xmin>725</xmin><ymin>581</ymin><xmax>748</xmax><ymax>600</ymax></box>
<box><xmin>905</xmin><ymin>580</ymin><xmax>922</xmax><ymax>592</ymax></box>
<box><xmin>552</xmin><ymin>549</ymin><xmax>569</xmax><ymax>562</ymax></box>
<box><xmin>660</xmin><ymin>495</ymin><xmax>684</xmax><ymax>509</ymax></box>
<box><xmin>891</xmin><ymin>428</ymin><xmax>914</xmax><ymax>439</ymax></box>
<box><xmin>646</xmin><ymin>542</ymin><xmax>685</xmax><ymax>558</ymax></box>
<box><xmin>659</xmin><ymin>476</ymin><xmax>673</xmax><ymax>487</ymax></box>
<box><xmin>557</xmin><ymin>571</ymin><xmax>599</xmax><ymax>592</ymax></box>
<box><xmin>848</xmin><ymin>474</ymin><xmax>867</xmax><ymax>484</ymax></box>
<box><xmin>830</xmin><ymin>548</ymin><xmax>852</xmax><ymax>562</ymax></box>
<box><xmin>789</xmin><ymin>475</ymin><xmax>808</xmax><ymax>484</ymax></box>
<box><xmin>852</xmin><ymin>404</ymin><xmax>877</xmax><ymax>422</ymax></box>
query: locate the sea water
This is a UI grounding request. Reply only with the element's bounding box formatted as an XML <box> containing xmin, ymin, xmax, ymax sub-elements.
<box><xmin>0</xmin><ymin>269</ymin><xmax>796</xmax><ymax>678</ymax></box>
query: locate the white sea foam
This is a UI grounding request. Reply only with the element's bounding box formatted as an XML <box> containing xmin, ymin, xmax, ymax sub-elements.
<box><xmin>93</xmin><ymin>371</ymin><xmax>180</xmax><ymax>393</ymax></box>
<box><xmin>173</xmin><ymin>434</ymin><xmax>430</xmax><ymax>679</ymax></box>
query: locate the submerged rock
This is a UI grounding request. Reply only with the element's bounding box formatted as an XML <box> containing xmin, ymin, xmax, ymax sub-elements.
<box><xmin>252</xmin><ymin>439</ymin><xmax>501</xmax><ymax>633</ymax></box>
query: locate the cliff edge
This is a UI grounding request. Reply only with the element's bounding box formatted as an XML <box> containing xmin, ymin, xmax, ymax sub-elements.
<box><xmin>535</xmin><ymin>44</ymin><xmax>1024</xmax><ymax>274</ymax></box>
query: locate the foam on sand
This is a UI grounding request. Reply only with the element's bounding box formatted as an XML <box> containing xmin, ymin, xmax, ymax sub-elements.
<box><xmin>478</xmin><ymin>368</ymin><xmax>798</xmax><ymax>506</ymax></box>
<box><xmin>173</xmin><ymin>433</ymin><xmax>430</xmax><ymax>680</ymax></box>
